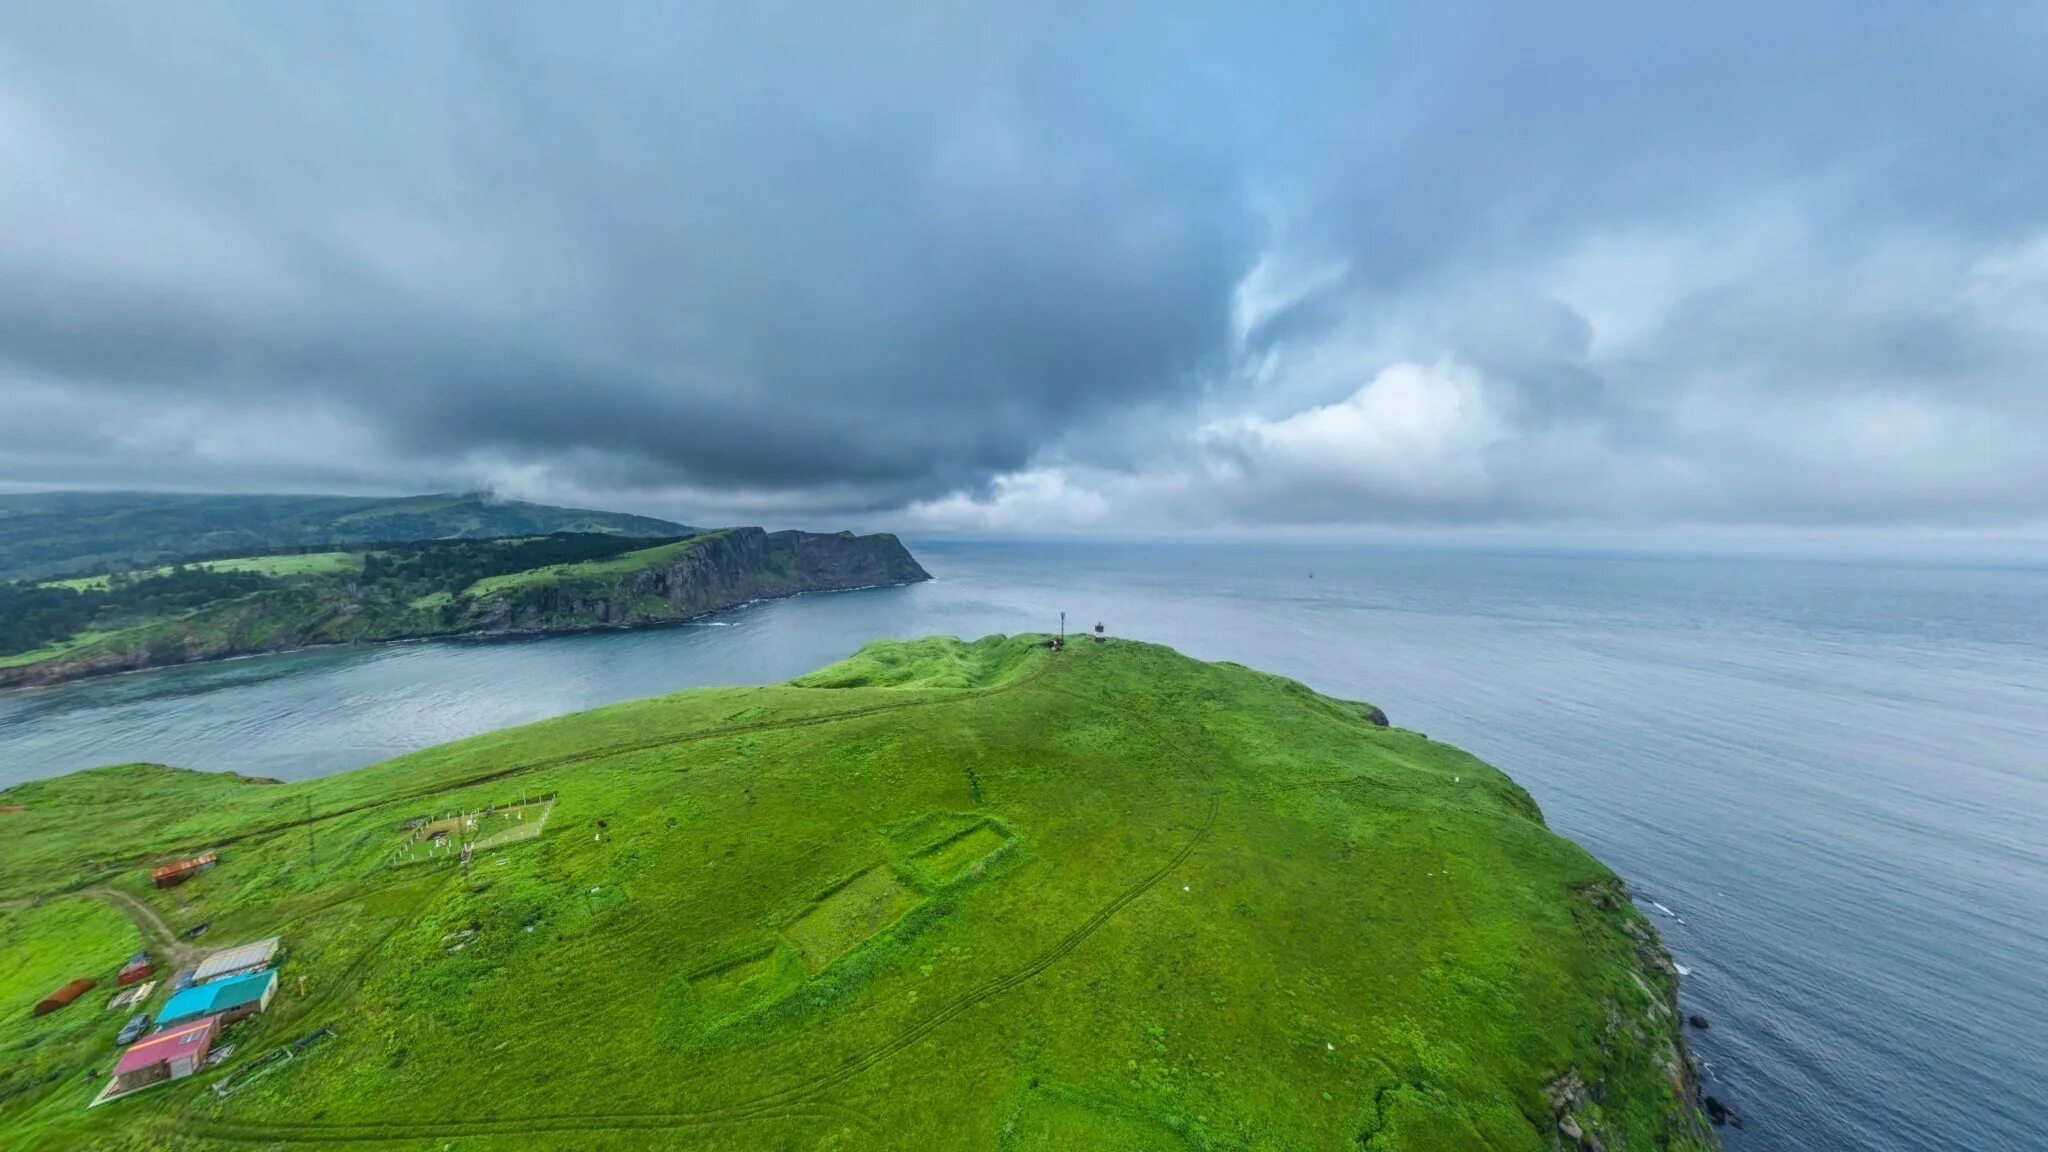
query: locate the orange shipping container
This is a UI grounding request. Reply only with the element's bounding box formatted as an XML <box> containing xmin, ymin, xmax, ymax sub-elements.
<box><xmin>150</xmin><ymin>853</ymin><xmax>218</xmax><ymax>888</ymax></box>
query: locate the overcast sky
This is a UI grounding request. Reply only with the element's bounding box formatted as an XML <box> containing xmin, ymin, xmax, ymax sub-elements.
<box><xmin>3</xmin><ymin>3</ymin><xmax>2045</xmax><ymax>540</ymax></box>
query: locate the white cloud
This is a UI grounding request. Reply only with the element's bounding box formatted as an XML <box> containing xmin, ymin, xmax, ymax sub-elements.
<box><xmin>4</xmin><ymin>6</ymin><xmax>2047</xmax><ymax>544</ymax></box>
<box><xmin>902</xmin><ymin>209</ymin><xmax>2048</xmax><ymax>537</ymax></box>
<box><xmin>900</xmin><ymin>465</ymin><xmax>1117</xmax><ymax>534</ymax></box>
<box><xmin>904</xmin><ymin>359</ymin><xmax>1523</xmax><ymax>532</ymax></box>
<box><xmin>1200</xmin><ymin>360</ymin><xmax>1509</xmax><ymax>505</ymax></box>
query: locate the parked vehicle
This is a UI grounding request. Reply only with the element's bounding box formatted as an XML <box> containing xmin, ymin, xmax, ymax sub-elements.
<box><xmin>115</xmin><ymin>1013</ymin><xmax>150</xmax><ymax>1045</ymax></box>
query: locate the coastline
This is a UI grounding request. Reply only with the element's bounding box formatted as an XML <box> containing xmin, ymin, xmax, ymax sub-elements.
<box><xmin>0</xmin><ymin>577</ymin><xmax>929</xmax><ymax>694</ymax></box>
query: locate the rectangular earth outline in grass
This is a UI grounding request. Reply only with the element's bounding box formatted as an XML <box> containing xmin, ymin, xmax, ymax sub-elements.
<box><xmin>911</xmin><ymin>820</ymin><xmax>1011</xmax><ymax>885</ymax></box>
<box><xmin>688</xmin><ymin>945</ymin><xmax>780</xmax><ymax>992</ymax></box>
<box><xmin>780</xmin><ymin>866</ymin><xmax>923</xmax><ymax>973</ymax></box>
<box><xmin>686</xmin><ymin>944</ymin><xmax>801</xmax><ymax>1020</ymax></box>
<box><xmin>996</xmin><ymin>1084</ymin><xmax>1193</xmax><ymax>1152</ymax></box>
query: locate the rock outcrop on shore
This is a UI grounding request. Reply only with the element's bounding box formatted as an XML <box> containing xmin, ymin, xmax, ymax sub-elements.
<box><xmin>474</xmin><ymin>528</ymin><xmax>929</xmax><ymax>632</ymax></box>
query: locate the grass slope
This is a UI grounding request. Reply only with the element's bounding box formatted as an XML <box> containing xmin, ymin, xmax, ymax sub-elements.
<box><xmin>0</xmin><ymin>637</ymin><xmax>1710</xmax><ymax>1152</ymax></box>
<box><xmin>42</xmin><ymin>553</ymin><xmax>366</xmax><ymax>592</ymax></box>
<box><xmin>461</xmin><ymin>536</ymin><xmax>710</xmax><ymax>598</ymax></box>
<box><xmin>0</xmin><ymin>900</ymin><xmax>143</xmax><ymax>1129</ymax></box>
<box><xmin>0</xmin><ymin>630</ymin><xmax>125</xmax><ymax>670</ymax></box>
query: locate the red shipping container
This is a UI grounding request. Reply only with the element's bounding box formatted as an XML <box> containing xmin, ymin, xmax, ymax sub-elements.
<box><xmin>33</xmin><ymin>978</ymin><xmax>95</xmax><ymax>1016</ymax></box>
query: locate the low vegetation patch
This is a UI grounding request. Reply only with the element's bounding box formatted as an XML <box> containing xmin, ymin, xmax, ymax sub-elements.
<box><xmin>782</xmin><ymin>866</ymin><xmax>925</xmax><ymax>973</ymax></box>
<box><xmin>911</xmin><ymin>820</ymin><xmax>1012</xmax><ymax>884</ymax></box>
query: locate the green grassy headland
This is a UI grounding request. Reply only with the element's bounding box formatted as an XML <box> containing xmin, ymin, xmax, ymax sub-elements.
<box><xmin>0</xmin><ymin>636</ymin><xmax>1711</xmax><ymax>1151</ymax></box>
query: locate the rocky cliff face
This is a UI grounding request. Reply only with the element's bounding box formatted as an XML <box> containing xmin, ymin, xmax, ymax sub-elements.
<box><xmin>466</xmin><ymin>528</ymin><xmax>930</xmax><ymax>632</ymax></box>
<box><xmin>1553</xmin><ymin>878</ymin><xmax>1719</xmax><ymax>1151</ymax></box>
<box><xmin>0</xmin><ymin>529</ymin><xmax>930</xmax><ymax>687</ymax></box>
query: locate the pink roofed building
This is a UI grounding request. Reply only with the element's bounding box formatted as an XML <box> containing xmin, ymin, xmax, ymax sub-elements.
<box><xmin>93</xmin><ymin>1014</ymin><xmax>219</xmax><ymax>1106</ymax></box>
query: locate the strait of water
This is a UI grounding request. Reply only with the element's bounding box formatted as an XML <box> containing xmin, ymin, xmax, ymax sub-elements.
<box><xmin>2</xmin><ymin>540</ymin><xmax>2043</xmax><ymax>1152</ymax></box>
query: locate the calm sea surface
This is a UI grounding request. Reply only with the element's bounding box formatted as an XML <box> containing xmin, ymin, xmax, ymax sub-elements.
<box><xmin>3</xmin><ymin>540</ymin><xmax>2043</xmax><ymax>1152</ymax></box>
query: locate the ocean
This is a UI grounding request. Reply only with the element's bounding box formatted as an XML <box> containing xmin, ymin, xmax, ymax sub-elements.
<box><xmin>2</xmin><ymin>540</ymin><xmax>2042</xmax><ymax>1151</ymax></box>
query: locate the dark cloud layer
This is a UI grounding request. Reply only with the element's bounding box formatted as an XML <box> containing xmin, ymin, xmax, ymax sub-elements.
<box><xmin>3</xmin><ymin>3</ymin><xmax>2046</xmax><ymax>534</ymax></box>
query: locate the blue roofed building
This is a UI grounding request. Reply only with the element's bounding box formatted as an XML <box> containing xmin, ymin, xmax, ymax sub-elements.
<box><xmin>155</xmin><ymin>968</ymin><xmax>277</xmax><ymax>1028</ymax></box>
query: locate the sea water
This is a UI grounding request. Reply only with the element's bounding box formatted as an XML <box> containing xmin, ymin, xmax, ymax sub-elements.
<box><xmin>2</xmin><ymin>540</ymin><xmax>2043</xmax><ymax>1152</ymax></box>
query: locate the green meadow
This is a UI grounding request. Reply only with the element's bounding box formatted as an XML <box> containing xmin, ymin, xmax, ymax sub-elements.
<box><xmin>39</xmin><ymin>553</ymin><xmax>366</xmax><ymax>592</ymax></box>
<box><xmin>0</xmin><ymin>636</ymin><xmax>1710</xmax><ymax>1151</ymax></box>
<box><xmin>460</xmin><ymin>536</ymin><xmax>711</xmax><ymax>598</ymax></box>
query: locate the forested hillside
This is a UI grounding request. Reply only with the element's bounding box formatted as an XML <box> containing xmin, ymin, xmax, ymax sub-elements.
<box><xmin>0</xmin><ymin>528</ymin><xmax>928</xmax><ymax>686</ymax></box>
<box><xmin>0</xmin><ymin>492</ymin><xmax>692</xmax><ymax>582</ymax></box>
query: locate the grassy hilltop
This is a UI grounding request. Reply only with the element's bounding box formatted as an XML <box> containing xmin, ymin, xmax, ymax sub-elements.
<box><xmin>0</xmin><ymin>636</ymin><xmax>1712</xmax><ymax>1151</ymax></box>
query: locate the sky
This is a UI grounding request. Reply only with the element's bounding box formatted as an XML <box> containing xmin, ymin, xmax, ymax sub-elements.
<box><xmin>3</xmin><ymin>2</ymin><xmax>2046</xmax><ymax>542</ymax></box>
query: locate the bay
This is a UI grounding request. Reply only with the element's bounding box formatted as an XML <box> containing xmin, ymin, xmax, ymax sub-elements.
<box><xmin>3</xmin><ymin>539</ymin><xmax>2043</xmax><ymax>1152</ymax></box>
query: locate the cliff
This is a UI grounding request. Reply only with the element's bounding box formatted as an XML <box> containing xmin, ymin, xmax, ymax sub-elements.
<box><xmin>466</xmin><ymin>527</ymin><xmax>930</xmax><ymax>631</ymax></box>
<box><xmin>0</xmin><ymin>529</ymin><xmax>929</xmax><ymax>688</ymax></box>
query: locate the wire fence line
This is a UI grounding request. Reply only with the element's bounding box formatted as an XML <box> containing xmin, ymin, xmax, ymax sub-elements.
<box><xmin>385</xmin><ymin>794</ymin><xmax>558</xmax><ymax>868</ymax></box>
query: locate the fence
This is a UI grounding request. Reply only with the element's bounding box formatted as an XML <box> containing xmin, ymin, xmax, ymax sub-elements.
<box><xmin>387</xmin><ymin>794</ymin><xmax>557</xmax><ymax>869</ymax></box>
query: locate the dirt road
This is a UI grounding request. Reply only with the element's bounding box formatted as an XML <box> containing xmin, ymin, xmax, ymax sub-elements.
<box><xmin>84</xmin><ymin>885</ymin><xmax>204</xmax><ymax>968</ymax></box>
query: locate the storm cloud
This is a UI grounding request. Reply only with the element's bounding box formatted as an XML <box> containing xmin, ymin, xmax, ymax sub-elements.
<box><xmin>3</xmin><ymin>3</ymin><xmax>2045</xmax><ymax>536</ymax></box>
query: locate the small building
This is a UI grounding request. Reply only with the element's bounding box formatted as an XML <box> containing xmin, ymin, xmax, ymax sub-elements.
<box><xmin>34</xmin><ymin>978</ymin><xmax>96</xmax><ymax>1016</ymax></box>
<box><xmin>151</xmin><ymin>853</ymin><xmax>218</xmax><ymax>888</ymax></box>
<box><xmin>93</xmin><ymin>1015</ymin><xmax>219</xmax><ymax>1106</ymax></box>
<box><xmin>156</xmin><ymin>969</ymin><xmax>276</xmax><ymax>1029</ymax></box>
<box><xmin>117</xmin><ymin>951</ymin><xmax>153</xmax><ymax>986</ymax></box>
<box><xmin>193</xmin><ymin>937</ymin><xmax>280</xmax><ymax>983</ymax></box>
